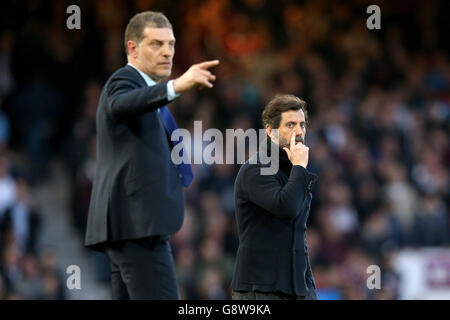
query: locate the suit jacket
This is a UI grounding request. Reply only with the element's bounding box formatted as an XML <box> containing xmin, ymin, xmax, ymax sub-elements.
<box><xmin>84</xmin><ymin>65</ymin><xmax>184</xmax><ymax>251</ymax></box>
<box><xmin>231</xmin><ymin>138</ymin><xmax>318</xmax><ymax>297</ymax></box>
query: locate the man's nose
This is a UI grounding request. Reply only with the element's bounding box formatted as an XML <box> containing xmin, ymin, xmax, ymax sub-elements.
<box><xmin>294</xmin><ymin>126</ymin><xmax>302</xmax><ymax>136</ymax></box>
<box><xmin>161</xmin><ymin>44</ymin><xmax>172</xmax><ymax>57</ymax></box>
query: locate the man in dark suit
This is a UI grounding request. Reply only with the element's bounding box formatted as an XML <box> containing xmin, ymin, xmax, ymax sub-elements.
<box><xmin>84</xmin><ymin>11</ymin><xmax>219</xmax><ymax>299</ymax></box>
<box><xmin>231</xmin><ymin>94</ymin><xmax>318</xmax><ymax>300</ymax></box>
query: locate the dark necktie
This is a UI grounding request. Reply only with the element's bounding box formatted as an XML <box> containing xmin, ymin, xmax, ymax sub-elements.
<box><xmin>158</xmin><ymin>106</ymin><xmax>194</xmax><ymax>187</ymax></box>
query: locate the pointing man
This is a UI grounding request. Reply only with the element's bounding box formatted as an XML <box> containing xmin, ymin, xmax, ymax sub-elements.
<box><xmin>84</xmin><ymin>11</ymin><xmax>219</xmax><ymax>299</ymax></box>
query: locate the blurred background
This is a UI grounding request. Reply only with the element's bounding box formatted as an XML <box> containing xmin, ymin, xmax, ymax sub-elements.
<box><xmin>0</xmin><ymin>0</ymin><xmax>449</xmax><ymax>300</ymax></box>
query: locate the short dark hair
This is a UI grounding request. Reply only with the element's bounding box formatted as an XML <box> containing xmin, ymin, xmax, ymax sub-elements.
<box><xmin>124</xmin><ymin>11</ymin><xmax>172</xmax><ymax>54</ymax></box>
<box><xmin>262</xmin><ymin>94</ymin><xmax>308</xmax><ymax>129</ymax></box>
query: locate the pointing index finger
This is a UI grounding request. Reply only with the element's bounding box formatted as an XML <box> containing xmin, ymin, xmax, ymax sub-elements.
<box><xmin>198</xmin><ymin>60</ymin><xmax>220</xmax><ymax>70</ymax></box>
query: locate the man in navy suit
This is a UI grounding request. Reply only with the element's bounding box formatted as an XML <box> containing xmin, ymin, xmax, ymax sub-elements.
<box><xmin>231</xmin><ymin>95</ymin><xmax>318</xmax><ymax>300</ymax></box>
<box><xmin>84</xmin><ymin>11</ymin><xmax>219</xmax><ymax>299</ymax></box>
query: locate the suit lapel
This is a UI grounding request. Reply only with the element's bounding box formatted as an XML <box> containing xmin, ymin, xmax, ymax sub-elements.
<box><xmin>124</xmin><ymin>65</ymin><xmax>148</xmax><ymax>88</ymax></box>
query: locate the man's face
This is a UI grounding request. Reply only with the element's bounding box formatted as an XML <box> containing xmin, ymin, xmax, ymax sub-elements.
<box><xmin>129</xmin><ymin>27</ymin><xmax>175</xmax><ymax>81</ymax></box>
<box><xmin>267</xmin><ymin>109</ymin><xmax>306</xmax><ymax>149</ymax></box>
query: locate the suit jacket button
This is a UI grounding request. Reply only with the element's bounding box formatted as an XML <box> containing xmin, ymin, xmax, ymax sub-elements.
<box><xmin>179</xmin><ymin>173</ymin><xmax>183</xmax><ymax>178</ymax></box>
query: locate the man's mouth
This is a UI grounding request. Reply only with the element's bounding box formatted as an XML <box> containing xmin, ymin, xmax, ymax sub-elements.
<box><xmin>295</xmin><ymin>136</ymin><xmax>304</xmax><ymax>143</ymax></box>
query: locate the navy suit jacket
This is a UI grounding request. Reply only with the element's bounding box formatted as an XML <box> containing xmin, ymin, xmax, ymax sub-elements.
<box><xmin>231</xmin><ymin>138</ymin><xmax>318</xmax><ymax>297</ymax></box>
<box><xmin>85</xmin><ymin>65</ymin><xmax>184</xmax><ymax>251</ymax></box>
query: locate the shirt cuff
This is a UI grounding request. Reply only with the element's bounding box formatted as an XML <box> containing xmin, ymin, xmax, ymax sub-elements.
<box><xmin>167</xmin><ymin>80</ymin><xmax>181</xmax><ymax>101</ymax></box>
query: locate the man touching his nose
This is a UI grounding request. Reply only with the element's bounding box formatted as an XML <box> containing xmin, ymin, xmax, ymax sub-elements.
<box><xmin>231</xmin><ymin>94</ymin><xmax>318</xmax><ymax>300</ymax></box>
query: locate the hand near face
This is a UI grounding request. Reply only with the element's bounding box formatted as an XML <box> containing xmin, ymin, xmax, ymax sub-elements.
<box><xmin>283</xmin><ymin>132</ymin><xmax>309</xmax><ymax>168</ymax></box>
<box><xmin>173</xmin><ymin>60</ymin><xmax>219</xmax><ymax>93</ymax></box>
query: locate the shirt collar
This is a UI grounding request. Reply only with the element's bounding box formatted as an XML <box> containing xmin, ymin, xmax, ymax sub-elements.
<box><xmin>127</xmin><ymin>63</ymin><xmax>156</xmax><ymax>87</ymax></box>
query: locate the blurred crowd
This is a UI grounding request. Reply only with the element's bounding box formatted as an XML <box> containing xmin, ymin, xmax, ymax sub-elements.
<box><xmin>0</xmin><ymin>151</ymin><xmax>66</xmax><ymax>299</ymax></box>
<box><xmin>0</xmin><ymin>0</ymin><xmax>449</xmax><ymax>299</ymax></box>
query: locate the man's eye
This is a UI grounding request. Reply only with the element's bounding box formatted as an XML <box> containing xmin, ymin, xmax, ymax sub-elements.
<box><xmin>287</xmin><ymin>123</ymin><xmax>294</xmax><ymax>128</ymax></box>
<box><xmin>151</xmin><ymin>42</ymin><xmax>161</xmax><ymax>48</ymax></box>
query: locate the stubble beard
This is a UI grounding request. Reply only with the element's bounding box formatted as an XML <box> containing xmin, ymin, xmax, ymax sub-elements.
<box><xmin>278</xmin><ymin>135</ymin><xmax>304</xmax><ymax>150</ymax></box>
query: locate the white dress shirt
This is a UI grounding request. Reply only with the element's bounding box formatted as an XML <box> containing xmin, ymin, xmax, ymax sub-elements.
<box><xmin>127</xmin><ymin>62</ymin><xmax>180</xmax><ymax>102</ymax></box>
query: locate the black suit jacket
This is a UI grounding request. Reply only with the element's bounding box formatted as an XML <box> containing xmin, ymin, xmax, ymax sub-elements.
<box><xmin>84</xmin><ymin>65</ymin><xmax>184</xmax><ymax>251</ymax></box>
<box><xmin>231</xmin><ymin>138</ymin><xmax>318</xmax><ymax>297</ymax></box>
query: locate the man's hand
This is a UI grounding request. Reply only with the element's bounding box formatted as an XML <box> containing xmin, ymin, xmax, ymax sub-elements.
<box><xmin>173</xmin><ymin>60</ymin><xmax>219</xmax><ymax>93</ymax></box>
<box><xmin>283</xmin><ymin>132</ymin><xmax>309</xmax><ymax>168</ymax></box>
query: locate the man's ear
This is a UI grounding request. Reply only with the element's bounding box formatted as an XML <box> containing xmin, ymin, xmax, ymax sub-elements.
<box><xmin>265</xmin><ymin>125</ymin><xmax>272</xmax><ymax>138</ymax></box>
<box><xmin>127</xmin><ymin>40</ymin><xmax>138</xmax><ymax>58</ymax></box>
